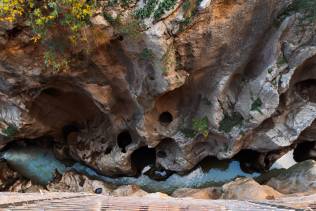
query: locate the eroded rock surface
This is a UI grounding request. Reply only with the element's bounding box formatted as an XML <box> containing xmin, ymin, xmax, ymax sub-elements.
<box><xmin>221</xmin><ymin>178</ymin><xmax>282</xmax><ymax>200</ymax></box>
<box><xmin>0</xmin><ymin>0</ymin><xmax>316</xmax><ymax>186</ymax></box>
<box><xmin>172</xmin><ymin>178</ymin><xmax>282</xmax><ymax>200</ymax></box>
<box><xmin>267</xmin><ymin>160</ymin><xmax>316</xmax><ymax>194</ymax></box>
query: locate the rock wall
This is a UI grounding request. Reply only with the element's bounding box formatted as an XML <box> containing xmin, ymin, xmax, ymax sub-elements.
<box><xmin>0</xmin><ymin>0</ymin><xmax>316</xmax><ymax>178</ymax></box>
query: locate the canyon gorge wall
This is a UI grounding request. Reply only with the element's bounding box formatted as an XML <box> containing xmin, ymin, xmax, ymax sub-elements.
<box><xmin>0</xmin><ymin>0</ymin><xmax>316</xmax><ymax>181</ymax></box>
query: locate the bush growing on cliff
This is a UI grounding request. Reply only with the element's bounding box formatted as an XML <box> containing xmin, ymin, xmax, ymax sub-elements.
<box><xmin>135</xmin><ymin>0</ymin><xmax>177</xmax><ymax>22</ymax></box>
<box><xmin>289</xmin><ymin>0</ymin><xmax>316</xmax><ymax>22</ymax></box>
<box><xmin>0</xmin><ymin>0</ymin><xmax>95</xmax><ymax>71</ymax></box>
<box><xmin>219</xmin><ymin>112</ymin><xmax>244</xmax><ymax>133</ymax></box>
<box><xmin>192</xmin><ymin>116</ymin><xmax>209</xmax><ymax>138</ymax></box>
<box><xmin>278</xmin><ymin>0</ymin><xmax>316</xmax><ymax>24</ymax></box>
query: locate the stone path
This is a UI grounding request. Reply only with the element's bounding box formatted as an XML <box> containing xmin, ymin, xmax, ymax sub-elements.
<box><xmin>0</xmin><ymin>192</ymin><xmax>314</xmax><ymax>210</ymax></box>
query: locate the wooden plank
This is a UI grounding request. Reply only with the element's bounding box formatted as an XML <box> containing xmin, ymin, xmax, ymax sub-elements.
<box><xmin>0</xmin><ymin>192</ymin><xmax>314</xmax><ymax>210</ymax></box>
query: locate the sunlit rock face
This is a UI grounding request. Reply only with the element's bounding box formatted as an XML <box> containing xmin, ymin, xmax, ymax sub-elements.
<box><xmin>267</xmin><ymin>160</ymin><xmax>316</xmax><ymax>194</ymax></box>
<box><xmin>0</xmin><ymin>0</ymin><xmax>316</xmax><ymax>180</ymax></box>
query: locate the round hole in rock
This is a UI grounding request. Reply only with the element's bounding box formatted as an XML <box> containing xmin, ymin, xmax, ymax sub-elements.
<box><xmin>117</xmin><ymin>35</ymin><xmax>124</xmax><ymax>41</ymax></box>
<box><xmin>131</xmin><ymin>146</ymin><xmax>156</xmax><ymax>174</ymax></box>
<box><xmin>95</xmin><ymin>188</ymin><xmax>103</xmax><ymax>194</ymax></box>
<box><xmin>159</xmin><ymin>112</ymin><xmax>173</xmax><ymax>125</ymax></box>
<box><xmin>104</xmin><ymin>146</ymin><xmax>112</xmax><ymax>154</ymax></box>
<box><xmin>157</xmin><ymin>150</ymin><xmax>167</xmax><ymax>158</ymax></box>
<box><xmin>117</xmin><ymin>130</ymin><xmax>132</xmax><ymax>153</ymax></box>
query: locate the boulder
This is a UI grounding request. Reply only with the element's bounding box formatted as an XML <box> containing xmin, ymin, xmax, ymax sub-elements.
<box><xmin>267</xmin><ymin>160</ymin><xmax>316</xmax><ymax>194</ymax></box>
<box><xmin>221</xmin><ymin>178</ymin><xmax>282</xmax><ymax>200</ymax></box>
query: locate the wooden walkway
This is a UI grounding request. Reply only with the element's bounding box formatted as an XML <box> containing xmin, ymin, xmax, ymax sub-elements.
<box><xmin>0</xmin><ymin>192</ymin><xmax>315</xmax><ymax>210</ymax></box>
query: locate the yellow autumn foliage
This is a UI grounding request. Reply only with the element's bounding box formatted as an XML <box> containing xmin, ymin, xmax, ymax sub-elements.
<box><xmin>0</xmin><ymin>0</ymin><xmax>94</xmax><ymax>72</ymax></box>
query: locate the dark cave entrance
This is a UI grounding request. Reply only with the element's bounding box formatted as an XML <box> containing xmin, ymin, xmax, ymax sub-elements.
<box><xmin>159</xmin><ymin>112</ymin><xmax>173</xmax><ymax>125</ymax></box>
<box><xmin>131</xmin><ymin>146</ymin><xmax>156</xmax><ymax>174</ymax></box>
<box><xmin>117</xmin><ymin>130</ymin><xmax>132</xmax><ymax>153</ymax></box>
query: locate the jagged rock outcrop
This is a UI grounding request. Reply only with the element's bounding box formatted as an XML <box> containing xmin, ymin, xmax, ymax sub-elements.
<box><xmin>0</xmin><ymin>0</ymin><xmax>316</xmax><ymax>179</ymax></box>
<box><xmin>172</xmin><ymin>178</ymin><xmax>282</xmax><ymax>200</ymax></box>
<box><xmin>267</xmin><ymin>160</ymin><xmax>316</xmax><ymax>194</ymax></box>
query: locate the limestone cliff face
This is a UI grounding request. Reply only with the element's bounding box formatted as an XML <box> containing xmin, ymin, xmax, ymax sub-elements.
<box><xmin>0</xmin><ymin>0</ymin><xmax>316</xmax><ymax>176</ymax></box>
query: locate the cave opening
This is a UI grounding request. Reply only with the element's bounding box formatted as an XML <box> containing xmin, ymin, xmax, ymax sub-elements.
<box><xmin>104</xmin><ymin>146</ymin><xmax>113</xmax><ymax>154</ymax></box>
<box><xmin>295</xmin><ymin>79</ymin><xmax>316</xmax><ymax>102</ymax></box>
<box><xmin>117</xmin><ymin>130</ymin><xmax>132</xmax><ymax>153</ymax></box>
<box><xmin>30</xmin><ymin>85</ymin><xmax>103</xmax><ymax>139</ymax></box>
<box><xmin>294</xmin><ymin>141</ymin><xmax>316</xmax><ymax>162</ymax></box>
<box><xmin>234</xmin><ymin>149</ymin><xmax>265</xmax><ymax>173</ymax></box>
<box><xmin>62</xmin><ymin>123</ymin><xmax>80</xmax><ymax>140</ymax></box>
<box><xmin>131</xmin><ymin>146</ymin><xmax>156</xmax><ymax>174</ymax></box>
<box><xmin>159</xmin><ymin>112</ymin><xmax>173</xmax><ymax>125</ymax></box>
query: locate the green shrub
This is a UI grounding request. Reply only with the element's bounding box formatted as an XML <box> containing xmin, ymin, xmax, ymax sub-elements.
<box><xmin>153</xmin><ymin>0</ymin><xmax>177</xmax><ymax>21</ymax></box>
<box><xmin>289</xmin><ymin>0</ymin><xmax>316</xmax><ymax>22</ymax></box>
<box><xmin>116</xmin><ymin>17</ymin><xmax>143</xmax><ymax>40</ymax></box>
<box><xmin>44</xmin><ymin>50</ymin><xmax>69</xmax><ymax>72</ymax></box>
<box><xmin>276</xmin><ymin>55</ymin><xmax>287</xmax><ymax>67</ymax></box>
<box><xmin>219</xmin><ymin>112</ymin><xmax>243</xmax><ymax>133</ymax></box>
<box><xmin>278</xmin><ymin>0</ymin><xmax>316</xmax><ymax>24</ymax></box>
<box><xmin>134</xmin><ymin>0</ymin><xmax>177</xmax><ymax>22</ymax></box>
<box><xmin>1</xmin><ymin>0</ymin><xmax>95</xmax><ymax>72</ymax></box>
<box><xmin>135</xmin><ymin>0</ymin><xmax>158</xmax><ymax>19</ymax></box>
<box><xmin>139</xmin><ymin>48</ymin><xmax>154</xmax><ymax>61</ymax></box>
<box><xmin>192</xmin><ymin>116</ymin><xmax>209</xmax><ymax>138</ymax></box>
<box><xmin>251</xmin><ymin>97</ymin><xmax>263</xmax><ymax>114</ymax></box>
<box><xmin>178</xmin><ymin>0</ymin><xmax>202</xmax><ymax>32</ymax></box>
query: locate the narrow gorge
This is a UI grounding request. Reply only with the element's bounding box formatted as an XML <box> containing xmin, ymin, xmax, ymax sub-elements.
<box><xmin>0</xmin><ymin>0</ymin><xmax>316</xmax><ymax>204</ymax></box>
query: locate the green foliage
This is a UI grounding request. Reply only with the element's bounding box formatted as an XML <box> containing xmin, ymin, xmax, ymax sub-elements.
<box><xmin>181</xmin><ymin>128</ymin><xmax>197</xmax><ymax>138</ymax></box>
<box><xmin>2</xmin><ymin>124</ymin><xmax>17</xmax><ymax>137</ymax></box>
<box><xmin>277</xmin><ymin>55</ymin><xmax>287</xmax><ymax>67</ymax></box>
<box><xmin>116</xmin><ymin>17</ymin><xmax>143</xmax><ymax>40</ymax></box>
<box><xmin>134</xmin><ymin>0</ymin><xmax>177</xmax><ymax>21</ymax></box>
<box><xmin>153</xmin><ymin>0</ymin><xmax>177</xmax><ymax>21</ymax></box>
<box><xmin>288</xmin><ymin>0</ymin><xmax>316</xmax><ymax>22</ymax></box>
<box><xmin>219</xmin><ymin>112</ymin><xmax>243</xmax><ymax>133</ymax></box>
<box><xmin>139</xmin><ymin>48</ymin><xmax>154</xmax><ymax>61</ymax></box>
<box><xmin>0</xmin><ymin>0</ymin><xmax>25</xmax><ymax>22</ymax></box>
<box><xmin>0</xmin><ymin>0</ymin><xmax>94</xmax><ymax>72</ymax></box>
<box><xmin>251</xmin><ymin>97</ymin><xmax>263</xmax><ymax>114</ymax></box>
<box><xmin>44</xmin><ymin>50</ymin><xmax>69</xmax><ymax>72</ymax></box>
<box><xmin>178</xmin><ymin>0</ymin><xmax>202</xmax><ymax>32</ymax></box>
<box><xmin>182</xmin><ymin>0</ymin><xmax>191</xmax><ymax>11</ymax></box>
<box><xmin>192</xmin><ymin>116</ymin><xmax>209</xmax><ymax>138</ymax></box>
<box><xmin>103</xmin><ymin>12</ymin><xmax>116</xmax><ymax>24</ymax></box>
<box><xmin>135</xmin><ymin>0</ymin><xmax>158</xmax><ymax>19</ymax></box>
<box><xmin>278</xmin><ymin>0</ymin><xmax>316</xmax><ymax>24</ymax></box>
<box><xmin>181</xmin><ymin>116</ymin><xmax>209</xmax><ymax>138</ymax></box>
